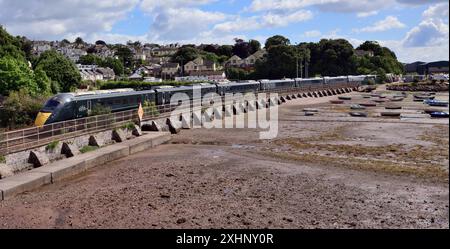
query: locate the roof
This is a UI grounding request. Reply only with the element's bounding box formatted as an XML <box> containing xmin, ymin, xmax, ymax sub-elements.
<box><xmin>73</xmin><ymin>90</ymin><xmax>155</xmax><ymax>101</ymax></box>
<box><xmin>162</xmin><ymin>63</ymin><xmax>180</xmax><ymax>68</ymax></box>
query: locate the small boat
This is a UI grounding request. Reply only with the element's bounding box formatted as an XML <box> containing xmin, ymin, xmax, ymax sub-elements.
<box><xmin>430</xmin><ymin>112</ymin><xmax>449</xmax><ymax>118</ymax></box>
<box><xmin>338</xmin><ymin>96</ymin><xmax>352</xmax><ymax>100</ymax></box>
<box><xmin>370</xmin><ymin>94</ymin><xmax>381</xmax><ymax>97</ymax></box>
<box><xmin>385</xmin><ymin>105</ymin><xmax>402</xmax><ymax>110</ymax></box>
<box><xmin>379</xmin><ymin>96</ymin><xmax>387</xmax><ymax>99</ymax></box>
<box><xmin>330</xmin><ymin>100</ymin><xmax>344</xmax><ymax>104</ymax></box>
<box><xmin>424</xmin><ymin>108</ymin><xmax>445</xmax><ymax>114</ymax></box>
<box><xmin>349</xmin><ymin>112</ymin><xmax>368</xmax><ymax>117</ymax></box>
<box><xmin>303</xmin><ymin>108</ymin><xmax>319</xmax><ymax>113</ymax></box>
<box><xmin>428</xmin><ymin>101</ymin><xmax>449</xmax><ymax>107</ymax></box>
<box><xmin>390</xmin><ymin>97</ymin><xmax>404</xmax><ymax>102</ymax></box>
<box><xmin>414</xmin><ymin>95</ymin><xmax>435</xmax><ymax>100</ymax></box>
<box><xmin>304</xmin><ymin>112</ymin><xmax>316</xmax><ymax>116</ymax></box>
<box><xmin>351</xmin><ymin>104</ymin><xmax>366</xmax><ymax>110</ymax></box>
<box><xmin>381</xmin><ymin>112</ymin><xmax>401</xmax><ymax>117</ymax></box>
<box><xmin>374</xmin><ymin>99</ymin><xmax>387</xmax><ymax>103</ymax></box>
<box><xmin>359</xmin><ymin>102</ymin><xmax>377</xmax><ymax>107</ymax></box>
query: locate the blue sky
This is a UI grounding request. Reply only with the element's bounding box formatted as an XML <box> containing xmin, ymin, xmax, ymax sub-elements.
<box><xmin>0</xmin><ymin>0</ymin><xmax>448</xmax><ymax>62</ymax></box>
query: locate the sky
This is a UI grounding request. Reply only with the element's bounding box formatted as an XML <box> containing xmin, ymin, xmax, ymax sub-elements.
<box><xmin>0</xmin><ymin>0</ymin><xmax>448</xmax><ymax>63</ymax></box>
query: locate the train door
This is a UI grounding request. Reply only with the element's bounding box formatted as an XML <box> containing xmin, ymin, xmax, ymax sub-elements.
<box><xmin>87</xmin><ymin>100</ymin><xmax>92</xmax><ymax>111</ymax></box>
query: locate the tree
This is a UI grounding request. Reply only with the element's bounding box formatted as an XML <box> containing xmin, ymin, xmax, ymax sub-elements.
<box><xmin>74</xmin><ymin>37</ymin><xmax>84</xmax><ymax>45</ymax></box>
<box><xmin>95</xmin><ymin>40</ymin><xmax>107</xmax><ymax>46</ymax></box>
<box><xmin>249</xmin><ymin>39</ymin><xmax>261</xmax><ymax>54</ymax></box>
<box><xmin>357</xmin><ymin>41</ymin><xmax>383</xmax><ymax>56</ymax></box>
<box><xmin>34</xmin><ymin>50</ymin><xmax>81</xmax><ymax>92</ymax></box>
<box><xmin>255</xmin><ymin>45</ymin><xmax>308</xmax><ymax>79</ymax></box>
<box><xmin>101</xmin><ymin>57</ymin><xmax>124</xmax><ymax>76</ymax></box>
<box><xmin>217</xmin><ymin>45</ymin><xmax>233</xmax><ymax>57</ymax></box>
<box><xmin>0</xmin><ymin>56</ymin><xmax>40</xmax><ymax>95</ymax></box>
<box><xmin>115</xmin><ymin>45</ymin><xmax>134</xmax><ymax>68</ymax></box>
<box><xmin>232</xmin><ymin>38</ymin><xmax>252</xmax><ymax>58</ymax></box>
<box><xmin>0</xmin><ymin>26</ymin><xmax>25</xmax><ymax>59</ymax></box>
<box><xmin>172</xmin><ymin>46</ymin><xmax>202</xmax><ymax>65</ymax></box>
<box><xmin>265</xmin><ymin>35</ymin><xmax>290</xmax><ymax>49</ymax></box>
<box><xmin>78</xmin><ymin>54</ymin><xmax>102</xmax><ymax>65</ymax></box>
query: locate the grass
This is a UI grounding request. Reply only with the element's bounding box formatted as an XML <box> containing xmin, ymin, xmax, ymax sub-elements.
<box><xmin>79</xmin><ymin>145</ymin><xmax>99</xmax><ymax>154</ymax></box>
<box><xmin>121</xmin><ymin>122</ymin><xmax>136</xmax><ymax>130</ymax></box>
<box><xmin>0</xmin><ymin>155</ymin><xmax>5</xmax><ymax>164</ymax></box>
<box><xmin>46</xmin><ymin>141</ymin><xmax>59</xmax><ymax>151</ymax></box>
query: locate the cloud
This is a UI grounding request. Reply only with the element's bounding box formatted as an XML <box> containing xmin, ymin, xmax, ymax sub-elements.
<box><xmin>354</xmin><ymin>16</ymin><xmax>406</xmax><ymax>33</ymax></box>
<box><xmin>303</xmin><ymin>30</ymin><xmax>322</xmax><ymax>38</ymax></box>
<box><xmin>357</xmin><ymin>11</ymin><xmax>378</xmax><ymax>18</ymax></box>
<box><xmin>213</xmin><ymin>10</ymin><xmax>313</xmax><ymax>33</ymax></box>
<box><xmin>0</xmin><ymin>0</ymin><xmax>139</xmax><ymax>40</ymax></box>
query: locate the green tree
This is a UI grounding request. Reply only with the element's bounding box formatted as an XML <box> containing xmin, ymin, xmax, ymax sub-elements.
<box><xmin>255</xmin><ymin>44</ymin><xmax>307</xmax><ymax>79</ymax></box>
<box><xmin>249</xmin><ymin>39</ymin><xmax>261</xmax><ymax>54</ymax></box>
<box><xmin>217</xmin><ymin>45</ymin><xmax>233</xmax><ymax>57</ymax></box>
<box><xmin>265</xmin><ymin>35</ymin><xmax>290</xmax><ymax>49</ymax></box>
<box><xmin>101</xmin><ymin>57</ymin><xmax>124</xmax><ymax>76</ymax></box>
<box><xmin>78</xmin><ymin>54</ymin><xmax>102</xmax><ymax>65</ymax></box>
<box><xmin>34</xmin><ymin>50</ymin><xmax>81</xmax><ymax>92</ymax></box>
<box><xmin>0</xmin><ymin>56</ymin><xmax>39</xmax><ymax>95</ymax></box>
<box><xmin>115</xmin><ymin>45</ymin><xmax>133</xmax><ymax>68</ymax></box>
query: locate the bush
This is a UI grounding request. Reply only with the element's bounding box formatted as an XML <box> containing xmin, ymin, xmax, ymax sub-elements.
<box><xmin>45</xmin><ymin>141</ymin><xmax>59</xmax><ymax>151</ymax></box>
<box><xmin>0</xmin><ymin>89</ymin><xmax>48</xmax><ymax>129</ymax></box>
<box><xmin>89</xmin><ymin>103</ymin><xmax>111</xmax><ymax>116</ymax></box>
<box><xmin>143</xmin><ymin>101</ymin><xmax>160</xmax><ymax>116</ymax></box>
<box><xmin>0</xmin><ymin>155</ymin><xmax>5</xmax><ymax>164</ymax></box>
<box><xmin>121</xmin><ymin>122</ymin><xmax>136</xmax><ymax>130</ymax></box>
<box><xmin>79</xmin><ymin>145</ymin><xmax>98</xmax><ymax>154</ymax></box>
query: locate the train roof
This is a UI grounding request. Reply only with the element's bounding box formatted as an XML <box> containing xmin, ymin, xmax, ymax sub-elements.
<box><xmin>218</xmin><ymin>81</ymin><xmax>260</xmax><ymax>87</ymax></box>
<box><xmin>154</xmin><ymin>85</ymin><xmax>216</xmax><ymax>93</ymax></box>
<box><xmin>73</xmin><ymin>90</ymin><xmax>155</xmax><ymax>101</ymax></box>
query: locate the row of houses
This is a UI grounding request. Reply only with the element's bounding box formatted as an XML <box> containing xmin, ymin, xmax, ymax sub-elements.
<box><xmin>77</xmin><ymin>64</ymin><xmax>115</xmax><ymax>82</ymax></box>
<box><xmin>224</xmin><ymin>50</ymin><xmax>266</xmax><ymax>70</ymax></box>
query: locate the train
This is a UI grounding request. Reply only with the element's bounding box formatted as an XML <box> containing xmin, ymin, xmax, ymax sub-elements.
<box><xmin>34</xmin><ymin>75</ymin><xmax>374</xmax><ymax>126</ymax></box>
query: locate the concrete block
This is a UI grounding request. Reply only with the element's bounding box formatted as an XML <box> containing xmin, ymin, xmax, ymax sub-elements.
<box><xmin>213</xmin><ymin>107</ymin><xmax>223</xmax><ymax>119</ymax></box>
<box><xmin>285</xmin><ymin>95</ymin><xmax>291</xmax><ymax>100</ymax></box>
<box><xmin>166</xmin><ymin>118</ymin><xmax>181</xmax><ymax>134</ymax></box>
<box><xmin>0</xmin><ymin>172</ymin><xmax>51</xmax><ymax>200</ymax></box>
<box><xmin>89</xmin><ymin>134</ymin><xmax>105</xmax><ymax>147</ymax></box>
<box><xmin>28</xmin><ymin>151</ymin><xmax>50</xmax><ymax>168</ymax></box>
<box><xmin>291</xmin><ymin>94</ymin><xmax>297</xmax><ymax>99</ymax></box>
<box><xmin>61</xmin><ymin>142</ymin><xmax>80</xmax><ymax>158</ymax></box>
<box><xmin>302</xmin><ymin>93</ymin><xmax>308</xmax><ymax>98</ymax></box>
<box><xmin>132</xmin><ymin>125</ymin><xmax>143</xmax><ymax>137</ymax></box>
<box><xmin>0</xmin><ymin>164</ymin><xmax>13</xmax><ymax>179</ymax></box>
<box><xmin>224</xmin><ymin>105</ymin><xmax>233</xmax><ymax>117</ymax></box>
<box><xmin>181</xmin><ymin>114</ymin><xmax>191</xmax><ymax>129</ymax></box>
<box><xmin>112</xmin><ymin>129</ymin><xmax>127</xmax><ymax>143</ymax></box>
<box><xmin>280</xmin><ymin>96</ymin><xmax>286</xmax><ymax>102</ymax></box>
<box><xmin>247</xmin><ymin>102</ymin><xmax>256</xmax><ymax>112</ymax></box>
<box><xmin>142</xmin><ymin>120</ymin><xmax>168</xmax><ymax>132</ymax></box>
<box><xmin>192</xmin><ymin>112</ymin><xmax>202</xmax><ymax>126</ymax></box>
<box><xmin>33</xmin><ymin>158</ymin><xmax>87</xmax><ymax>183</ymax></box>
<box><xmin>84</xmin><ymin>145</ymin><xmax>130</xmax><ymax>169</ymax></box>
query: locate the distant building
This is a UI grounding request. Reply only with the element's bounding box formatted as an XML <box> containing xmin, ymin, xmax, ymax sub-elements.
<box><xmin>161</xmin><ymin>63</ymin><xmax>180</xmax><ymax>79</ymax></box>
<box><xmin>176</xmin><ymin>71</ymin><xmax>227</xmax><ymax>82</ymax></box>
<box><xmin>184</xmin><ymin>57</ymin><xmax>220</xmax><ymax>75</ymax></box>
<box><xmin>404</xmin><ymin>61</ymin><xmax>449</xmax><ymax>75</ymax></box>
<box><xmin>77</xmin><ymin>64</ymin><xmax>115</xmax><ymax>81</ymax></box>
<box><xmin>355</xmin><ymin>49</ymin><xmax>374</xmax><ymax>57</ymax></box>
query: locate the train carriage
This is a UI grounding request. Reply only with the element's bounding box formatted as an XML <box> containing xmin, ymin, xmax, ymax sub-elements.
<box><xmin>216</xmin><ymin>82</ymin><xmax>260</xmax><ymax>96</ymax></box>
<box><xmin>260</xmin><ymin>79</ymin><xmax>296</xmax><ymax>91</ymax></box>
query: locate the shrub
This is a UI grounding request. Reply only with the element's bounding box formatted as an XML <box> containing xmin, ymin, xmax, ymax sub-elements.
<box><xmin>0</xmin><ymin>155</ymin><xmax>5</xmax><ymax>164</ymax></box>
<box><xmin>89</xmin><ymin>103</ymin><xmax>111</xmax><ymax>116</ymax></box>
<box><xmin>46</xmin><ymin>141</ymin><xmax>59</xmax><ymax>151</ymax></box>
<box><xmin>0</xmin><ymin>89</ymin><xmax>49</xmax><ymax>129</ymax></box>
<box><xmin>143</xmin><ymin>101</ymin><xmax>160</xmax><ymax>116</ymax></box>
<box><xmin>121</xmin><ymin>122</ymin><xmax>136</xmax><ymax>130</ymax></box>
<box><xmin>79</xmin><ymin>145</ymin><xmax>98</xmax><ymax>154</ymax></box>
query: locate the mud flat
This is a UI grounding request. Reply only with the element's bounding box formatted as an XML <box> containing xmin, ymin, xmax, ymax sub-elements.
<box><xmin>0</xmin><ymin>90</ymin><xmax>448</xmax><ymax>229</ymax></box>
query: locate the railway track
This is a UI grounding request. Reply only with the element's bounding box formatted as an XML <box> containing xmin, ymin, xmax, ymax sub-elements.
<box><xmin>0</xmin><ymin>84</ymin><xmax>358</xmax><ymax>156</ymax></box>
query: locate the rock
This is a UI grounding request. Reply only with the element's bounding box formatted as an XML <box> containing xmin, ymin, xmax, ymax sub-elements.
<box><xmin>61</xmin><ymin>142</ymin><xmax>80</xmax><ymax>158</ymax></box>
<box><xmin>28</xmin><ymin>151</ymin><xmax>50</xmax><ymax>168</ymax></box>
<box><xmin>132</xmin><ymin>125</ymin><xmax>143</xmax><ymax>136</ymax></box>
<box><xmin>112</xmin><ymin>129</ymin><xmax>127</xmax><ymax>143</ymax></box>
<box><xmin>166</xmin><ymin>118</ymin><xmax>181</xmax><ymax>134</ymax></box>
<box><xmin>0</xmin><ymin>163</ymin><xmax>13</xmax><ymax>179</ymax></box>
<box><xmin>177</xmin><ymin>218</ymin><xmax>187</xmax><ymax>224</ymax></box>
<box><xmin>89</xmin><ymin>135</ymin><xmax>105</xmax><ymax>147</ymax></box>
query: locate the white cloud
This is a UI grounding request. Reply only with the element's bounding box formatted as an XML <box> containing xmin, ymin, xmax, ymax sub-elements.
<box><xmin>355</xmin><ymin>16</ymin><xmax>406</xmax><ymax>33</ymax></box>
<box><xmin>0</xmin><ymin>0</ymin><xmax>139</xmax><ymax>40</ymax></box>
<box><xmin>357</xmin><ymin>11</ymin><xmax>378</xmax><ymax>18</ymax></box>
<box><xmin>303</xmin><ymin>30</ymin><xmax>322</xmax><ymax>38</ymax></box>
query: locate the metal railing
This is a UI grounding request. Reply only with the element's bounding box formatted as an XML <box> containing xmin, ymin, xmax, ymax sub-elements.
<box><xmin>0</xmin><ymin>83</ymin><xmax>358</xmax><ymax>156</ymax></box>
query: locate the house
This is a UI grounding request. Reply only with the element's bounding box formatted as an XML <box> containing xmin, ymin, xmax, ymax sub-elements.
<box><xmin>225</xmin><ymin>50</ymin><xmax>266</xmax><ymax>69</ymax></box>
<box><xmin>32</xmin><ymin>41</ymin><xmax>52</xmax><ymax>56</ymax></box>
<box><xmin>152</xmin><ymin>47</ymin><xmax>178</xmax><ymax>57</ymax></box>
<box><xmin>80</xmin><ymin>70</ymin><xmax>103</xmax><ymax>81</ymax></box>
<box><xmin>133</xmin><ymin>64</ymin><xmax>162</xmax><ymax>78</ymax></box>
<box><xmin>77</xmin><ymin>64</ymin><xmax>115</xmax><ymax>81</ymax></box>
<box><xmin>184</xmin><ymin>57</ymin><xmax>220</xmax><ymax>75</ymax></box>
<box><xmin>355</xmin><ymin>49</ymin><xmax>374</xmax><ymax>57</ymax></box>
<box><xmin>161</xmin><ymin>63</ymin><xmax>180</xmax><ymax>79</ymax></box>
<box><xmin>96</xmin><ymin>67</ymin><xmax>115</xmax><ymax>80</ymax></box>
<box><xmin>58</xmin><ymin>47</ymin><xmax>87</xmax><ymax>62</ymax></box>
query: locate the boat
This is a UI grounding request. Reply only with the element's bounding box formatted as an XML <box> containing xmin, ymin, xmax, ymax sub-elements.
<box><xmin>381</xmin><ymin>112</ymin><xmax>401</xmax><ymax>117</ymax></box>
<box><xmin>430</xmin><ymin>112</ymin><xmax>449</xmax><ymax>118</ymax></box>
<box><xmin>428</xmin><ymin>101</ymin><xmax>449</xmax><ymax>107</ymax></box>
<box><xmin>349</xmin><ymin>112</ymin><xmax>368</xmax><ymax>117</ymax></box>
<box><xmin>414</xmin><ymin>95</ymin><xmax>435</xmax><ymax>100</ymax></box>
<box><xmin>304</xmin><ymin>112</ymin><xmax>316</xmax><ymax>116</ymax></box>
<box><xmin>390</xmin><ymin>97</ymin><xmax>404</xmax><ymax>102</ymax></box>
<box><xmin>330</xmin><ymin>100</ymin><xmax>344</xmax><ymax>104</ymax></box>
<box><xmin>359</xmin><ymin>102</ymin><xmax>377</xmax><ymax>107</ymax></box>
<box><xmin>303</xmin><ymin>108</ymin><xmax>319</xmax><ymax>113</ymax></box>
<box><xmin>424</xmin><ymin>108</ymin><xmax>445</xmax><ymax>114</ymax></box>
<box><xmin>338</xmin><ymin>96</ymin><xmax>352</xmax><ymax>100</ymax></box>
<box><xmin>374</xmin><ymin>99</ymin><xmax>387</xmax><ymax>103</ymax></box>
<box><xmin>350</xmin><ymin>104</ymin><xmax>366</xmax><ymax>110</ymax></box>
<box><xmin>385</xmin><ymin>105</ymin><xmax>402</xmax><ymax>110</ymax></box>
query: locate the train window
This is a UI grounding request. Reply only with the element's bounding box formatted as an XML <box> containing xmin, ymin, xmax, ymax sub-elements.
<box><xmin>114</xmin><ymin>99</ymin><xmax>121</xmax><ymax>104</ymax></box>
<box><xmin>123</xmin><ymin>99</ymin><xmax>128</xmax><ymax>105</ymax></box>
<box><xmin>108</xmin><ymin>101</ymin><xmax>113</xmax><ymax>105</ymax></box>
